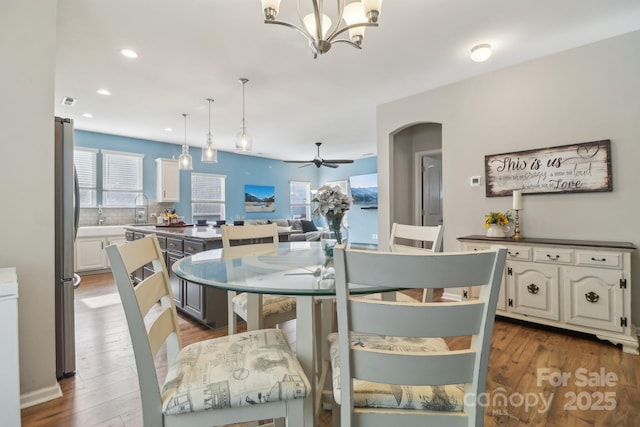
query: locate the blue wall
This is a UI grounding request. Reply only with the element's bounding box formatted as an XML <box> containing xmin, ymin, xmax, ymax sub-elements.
<box><xmin>75</xmin><ymin>130</ymin><xmax>378</xmax><ymax>242</ymax></box>
<box><xmin>319</xmin><ymin>156</ymin><xmax>378</xmax><ymax>245</ymax></box>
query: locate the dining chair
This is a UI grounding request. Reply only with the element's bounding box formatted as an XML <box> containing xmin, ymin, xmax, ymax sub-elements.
<box><xmin>106</xmin><ymin>235</ymin><xmax>310</xmax><ymax>427</ymax></box>
<box><xmin>329</xmin><ymin>244</ymin><xmax>507</xmax><ymax>427</ymax></box>
<box><xmin>389</xmin><ymin>222</ymin><xmax>444</xmax><ymax>302</ymax></box>
<box><xmin>221</xmin><ymin>224</ymin><xmax>297</xmax><ymax>334</ymax></box>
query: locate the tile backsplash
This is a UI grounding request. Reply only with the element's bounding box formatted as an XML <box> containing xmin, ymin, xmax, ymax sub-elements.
<box><xmin>79</xmin><ymin>201</ymin><xmax>175</xmax><ymax>226</ymax></box>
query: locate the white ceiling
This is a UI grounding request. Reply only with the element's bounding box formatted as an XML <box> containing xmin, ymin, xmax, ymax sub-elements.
<box><xmin>55</xmin><ymin>0</ymin><xmax>640</xmax><ymax>163</ymax></box>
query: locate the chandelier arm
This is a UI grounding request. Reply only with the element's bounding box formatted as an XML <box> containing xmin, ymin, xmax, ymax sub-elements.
<box><xmin>324</xmin><ymin>0</ymin><xmax>345</xmax><ymax>40</ymax></box>
<box><xmin>264</xmin><ymin>19</ymin><xmax>315</xmax><ymax>45</ymax></box>
<box><xmin>331</xmin><ymin>39</ymin><xmax>363</xmax><ymax>50</ymax></box>
<box><xmin>327</xmin><ymin>22</ymin><xmax>378</xmax><ymax>42</ymax></box>
<box><xmin>312</xmin><ymin>0</ymin><xmax>323</xmax><ymax>42</ymax></box>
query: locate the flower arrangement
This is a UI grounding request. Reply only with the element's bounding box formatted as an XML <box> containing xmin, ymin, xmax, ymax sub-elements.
<box><xmin>312</xmin><ymin>185</ymin><xmax>352</xmax><ymax>244</ymax></box>
<box><xmin>484</xmin><ymin>211</ymin><xmax>512</xmax><ymax>229</ymax></box>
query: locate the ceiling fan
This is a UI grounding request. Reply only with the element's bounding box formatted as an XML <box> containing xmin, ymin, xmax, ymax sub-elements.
<box><xmin>284</xmin><ymin>142</ymin><xmax>354</xmax><ymax>168</ymax></box>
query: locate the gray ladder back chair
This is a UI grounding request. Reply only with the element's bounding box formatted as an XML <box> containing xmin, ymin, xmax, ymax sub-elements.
<box><xmin>106</xmin><ymin>235</ymin><xmax>310</xmax><ymax>427</ymax></box>
<box><xmin>389</xmin><ymin>222</ymin><xmax>444</xmax><ymax>302</ymax></box>
<box><xmin>330</xmin><ymin>244</ymin><xmax>507</xmax><ymax>427</ymax></box>
<box><xmin>220</xmin><ymin>224</ymin><xmax>297</xmax><ymax>334</ymax></box>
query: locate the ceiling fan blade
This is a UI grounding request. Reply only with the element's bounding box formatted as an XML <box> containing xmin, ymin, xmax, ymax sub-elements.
<box><xmin>323</xmin><ymin>159</ymin><xmax>354</xmax><ymax>164</ymax></box>
<box><xmin>299</xmin><ymin>163</ymin><xmax>313</xmax><ymax>168</ymax></box>
<box><xmin>322</xmin><ymin>163</ymin><xmax>339</xmax><ymax>168</ymax></box>
<box><xmin>284</xmin><ymin>160</ymin><xmax>312</xmax><ymax>164</ymax></box>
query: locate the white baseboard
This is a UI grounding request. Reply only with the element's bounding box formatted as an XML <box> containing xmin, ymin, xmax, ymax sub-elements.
<box><xmin>20</xmin><ymin>383</ymin><xmax>62</xmax><ymax>409</ymax></box>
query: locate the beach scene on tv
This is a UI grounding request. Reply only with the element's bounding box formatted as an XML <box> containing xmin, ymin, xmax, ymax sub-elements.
<box><xmin>245</xmin><ymin>184</ymin><xmax>276</xmax><ymax>212</ymax></box>
<box><xmin>349</xmin><ymin>173</ymin><xmax>378</xmax><ymax>206</ymax></box>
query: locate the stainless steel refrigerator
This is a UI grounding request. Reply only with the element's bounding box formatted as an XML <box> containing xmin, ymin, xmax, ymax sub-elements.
<box><xmin>54</xmin><ymin>116</ymin><xmax>80</xmax><ymax>379</ymax></box>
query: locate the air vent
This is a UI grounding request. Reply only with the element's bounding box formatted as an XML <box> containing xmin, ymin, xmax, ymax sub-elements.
<box><xmin>61</xmin><ymin>96</ymin><xmax>76</xmax><ymax>106</ymax></box>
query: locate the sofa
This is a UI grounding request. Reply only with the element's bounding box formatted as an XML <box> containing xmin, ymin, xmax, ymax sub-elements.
<box><xmin>243</xmin><ymin>218</ymin><xmax>330</xmax><ymax>241</ymax></box>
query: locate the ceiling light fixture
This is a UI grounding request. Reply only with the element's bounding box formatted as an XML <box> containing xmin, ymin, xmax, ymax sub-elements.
<box><xmin>120</xmin><ymin>49</ymin><xmax>138</xmax><ymax>59</ymax></box>
<box><xmin>82</xmin><ymin>113</ymin><xmax>93</xmax><ymax>118</ymax></box>
<box><xmin>97</xmin><ymin>88</ymin><xmax>111</xmax><ymax>96</ymax></box>
<box><xmin>235</xmin><ymin>78</ymin><xmax>252</xmax><ymax>153</ymax></box>
<box><xmin>470</xmin><ymin>43</ymin><xmax>492</xmax><ymax>62</ymax></box>
<box><xmin>179</xmin><ymin>113</ymin><xmax>193</xmax><ymax>170</ymax></box>
<box><xmin>260</xmin><ymin>0</ymin><xmax>383</xmax><ymax>59</ymax></box>
<box><xmin>201</xmin><ymin>98</ymin><xmax>218</xmax><ymax>163</ymax></box>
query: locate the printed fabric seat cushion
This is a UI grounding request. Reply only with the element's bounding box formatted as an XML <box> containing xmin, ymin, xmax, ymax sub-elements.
<box><xmin>232</xmin><ymin>292</ymin><xmax>296</xmax><ymax>319</ymax></box>
<box><xmin>162</xmin><ymin>329</ymin><xmax>310</xmax><ymax>415</ymax></box>
<box><xmin>327</xmin><ymin>332</ymin><xmax>464</xmax><ymax>412</ymax></box>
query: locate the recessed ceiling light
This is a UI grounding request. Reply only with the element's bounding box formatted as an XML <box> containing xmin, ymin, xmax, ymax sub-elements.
<box><xmin>82</xmin><ymin>113</ymin><xmax>94</xmax><ymax>118</ymax></box>
<box><xmin>470</xmin><ymin>43</ymin><xmax>492</xmax><ymax>62</ymax></box>
<box><xmin>97</xmin><ymin>88</ymin><xmax>111</xmax><ymax>96</ymax></box>
<box><xmin>120</xmin><ymin>49</ymin><xmax>138</xmax><ymax>59</ymax></box>
<box><xmin>164</xmin><ymin>128</ymin><xmax>173</xmax><ymax>132</ymax></box>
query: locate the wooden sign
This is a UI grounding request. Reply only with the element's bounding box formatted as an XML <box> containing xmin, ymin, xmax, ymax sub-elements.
<box><xmin>485</xmin><ymin>140</ymin><xmax>612</xmax><ymax>197</ymax></box>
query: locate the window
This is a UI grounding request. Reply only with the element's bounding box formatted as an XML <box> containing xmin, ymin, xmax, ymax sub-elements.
<box><xmin>290</xmin><ymin>181</ymin><xmax>311</xmax><ymax>219</ymax></box>
<box><xmin>74</xmin><ymin>148</ymin><xmax>98</xmax><ymax>207</ymax></box>
<box><xmin>192</xmin><ymin>173</ymin><xmax>226</xmax><ymax>222</ymax></box>
<box><xmin>102</xmin><ymin>150</ymin><xmax>143</xmax><ymax>207</ymax></box>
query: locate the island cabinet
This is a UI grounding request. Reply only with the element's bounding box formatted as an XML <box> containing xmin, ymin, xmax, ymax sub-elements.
<box><xmin>458</xmin><ymin>236</ymin><xmax>638</xmax><ymax>355</ymax></box>
<box><xmin>126</xmin><ymin>227</ymin><xmax>227</xmax><ymax>329</ymax></box>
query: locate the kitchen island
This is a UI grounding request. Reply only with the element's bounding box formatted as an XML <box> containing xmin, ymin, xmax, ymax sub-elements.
<box><xmin>124</xmin><ymin>225</ymin><xmax>295</xmax><ymax>329</ymax></box>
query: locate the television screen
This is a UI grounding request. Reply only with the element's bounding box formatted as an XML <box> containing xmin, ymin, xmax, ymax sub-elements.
<box><xmin>349</xmin><ymin>173</ymin><xmax>378</xmax><ymax>206</ymax></box>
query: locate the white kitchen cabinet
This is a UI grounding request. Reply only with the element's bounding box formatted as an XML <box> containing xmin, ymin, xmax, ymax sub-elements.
<box><xmin>156</xmin><ymin>158</ymin><xmax>180</xmax><ymax>202</ymax></box>
<box><xmin>458</xmin><ymin>235</ymin><xmax>638</xmax><ymax>355</ymax></box>
<box><xmin>75</xmin><ymin>227</ymin><xmax>126</xmax><ymax>272</ymax></box>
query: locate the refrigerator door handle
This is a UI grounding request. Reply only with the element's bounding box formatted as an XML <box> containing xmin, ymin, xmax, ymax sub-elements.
<box><xmin>73</xmin><ymin>273</ymin><xmax>81</xmax><ymax>289</ymax></box>
<box><xmin>73</xmin><ymin>166</ymin><xmax>80</xmax><ymax>241</ymax></box>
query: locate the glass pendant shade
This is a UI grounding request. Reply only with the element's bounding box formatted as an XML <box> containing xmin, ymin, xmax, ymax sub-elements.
<box><xmin>179</xmin><ymin>113</ymin><xmax>193</xmax><ymax>170</ymax></box>
<box><xmin>303</xmin><ymin>13</ymin><xmax>332</xmax><ymax>38</ymax></box>
<box><xmin>235</xmin><ymin>125</ymin><xmax>253</xmax><ymax>153</ymax></box>
<box><xmin>201</xmin><ymin>98</ymin><xmax>218</xmax><ymax>163</ymax></box>
<box><xmin>235</xmin><ymin>78</ymin><xmax>252</xmax><ymax>153</ymax></box>
<box><xmin>342</xmin><ymin>2</ymin><xmax>367</xmax><ymax>43</ymax></box>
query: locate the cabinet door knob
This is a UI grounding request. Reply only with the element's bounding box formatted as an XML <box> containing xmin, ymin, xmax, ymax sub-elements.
<box><xmin>527</xmin><ymin>283</ymin><xmax>539</xmax><ymax>294</ymax></box>
<box><xmin>585</xmin><ymin>291</ymin><xmax>600</xmax><ymax>303</ymax></box>
<box><xmin>546</xmin><ymin>254</ymin><xmax>560</xmax><ymax>260</ymax></box>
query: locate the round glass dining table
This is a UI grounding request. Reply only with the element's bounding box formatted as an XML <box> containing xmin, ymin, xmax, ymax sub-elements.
<box><xmin>172</xmin><ymin>241</ymin><xmax>397</xmax><ymax>426</ymax></box>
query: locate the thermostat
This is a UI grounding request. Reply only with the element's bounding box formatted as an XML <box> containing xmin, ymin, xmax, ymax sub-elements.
<box><xmin>470</xmin><ymin>176</ymin><xmax>482</xmax><ymax>187</ymax></box>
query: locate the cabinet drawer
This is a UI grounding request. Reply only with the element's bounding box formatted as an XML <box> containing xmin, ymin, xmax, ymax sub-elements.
<box><xmin>133</xmin><ymin>232</ymin><xmax>145</xmax><ymax>240</ymax></box>
<box><xmin>533</xmin><ymin>248</ymin><xmax>573</xmax><ymax>265</ymax></box>
<box><xmin>575</xmin><ymin>251</ymin><xmax>622</xmax><ymax>269</ymax></box>
<box><xmin>504</xmin><ymin>245</ymin><xmax>532</xmax><ymax>261</ymax></box>
<box><xmin>166</xmin><ymin>237</ymin><xmax>184</xmax><ymax>253</ymax></box>
<box><xmin>184</xmin><ymin>239</ymin><xmax>205</xmax><ymax>254</ymax></box>
<box><xmin>464</xmin><ymin>243</ymin><xmax>490</xmax><ymax>252</ymax></box>
<box><xmin>156</xmin><ymin>235</ymin><xmax>167</xmax><ymax>250</ymax></box>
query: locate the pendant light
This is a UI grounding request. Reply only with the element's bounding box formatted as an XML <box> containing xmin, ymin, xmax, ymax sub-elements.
<box><xmin>235</xmin><ymin>78</ymin><xmax>252</xmax><ymax>153</ymax></box>
<box><xmin>201</xmin><ymin>98</ymin><xmax>218</xmax><ymax>163</ymax></box>
<box><xmin>179</xmin><ymin>113</ymin><xmax>193</xmax><ymax>170</ymax></box>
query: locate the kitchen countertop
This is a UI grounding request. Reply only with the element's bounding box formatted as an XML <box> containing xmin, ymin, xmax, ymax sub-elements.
<box><xmin>125</xmin><ymin>225</ymin><xmax>224</xmax><ymax>241</ymax></box>
<box><xmin>125</xmin><ymin>225</ymin><xmax>296</xmax><ymax>242</ymax></box>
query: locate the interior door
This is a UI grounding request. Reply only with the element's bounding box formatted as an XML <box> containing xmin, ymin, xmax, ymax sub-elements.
<box><xmin>421</xmin><ymin>155</ymin><xmax>443</xmax><ymax>226</ymax></box>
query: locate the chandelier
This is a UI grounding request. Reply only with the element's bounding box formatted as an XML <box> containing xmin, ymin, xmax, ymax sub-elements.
<box><xmin>260</xmin><ymin>0</ymin><xmax>383</xmax><ymax>58</ymax></box>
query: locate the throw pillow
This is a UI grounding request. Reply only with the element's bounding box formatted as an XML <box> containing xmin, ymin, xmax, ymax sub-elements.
<box><xmin>301</xmin><ymin>220</ymin><xmax>318</xmax><ymax>233</ymax></box>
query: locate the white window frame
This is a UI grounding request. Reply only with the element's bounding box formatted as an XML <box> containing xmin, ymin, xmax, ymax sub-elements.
<box><xmin>74</xmin><ymin>147</ymin><xmax>98</xmax><ymax>207</ymax></box>
<box><xmin>102</xmin><ymin>149</ymin><xmax>144</xmax><ymax>207</ymax></box>
<box><xmin>290</xmin><ymin>180</ymin><xmax>311</xmax><ymax>219</ymax></box>
<box><xmin>191</xmin><ymin>173</ymin><xmax>226</xmax><ymax>222</ymax></box>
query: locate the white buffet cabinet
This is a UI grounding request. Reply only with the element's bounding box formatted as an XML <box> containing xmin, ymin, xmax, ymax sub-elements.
<box><xmin>458</xmin><ymin>235</ymin><xmax>638</xmax><ymax>355</ymax></box>
<box><xmin>75</xmin><ymin>226</ymin><xmax>127</xmax><ymax>272</ymax></box>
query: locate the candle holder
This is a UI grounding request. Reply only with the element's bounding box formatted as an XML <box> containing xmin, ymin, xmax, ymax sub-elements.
<box><xmin>512</xmin><ymin>209</ymin><xmax>524</xmax><ymax>240</ymax></box>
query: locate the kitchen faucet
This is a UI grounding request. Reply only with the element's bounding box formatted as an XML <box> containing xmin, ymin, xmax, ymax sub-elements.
<box><xmin>97</xmin><ymin>205</ymin><xmax>105</xmax><ymax>225</ymax></box>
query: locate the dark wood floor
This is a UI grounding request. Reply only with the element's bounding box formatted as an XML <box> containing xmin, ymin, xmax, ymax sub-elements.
<box><xmin>22</xmin><ymin>273</ymin><xmax>640</xmax><ymax>426</ymax></box>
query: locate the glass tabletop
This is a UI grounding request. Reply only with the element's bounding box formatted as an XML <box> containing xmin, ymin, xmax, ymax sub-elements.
<box><xmin>172</xmin><ymin>241</ymin><xmax>395</xmax><ymax>296</ymax></box>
